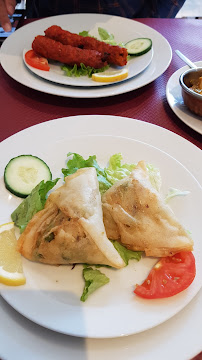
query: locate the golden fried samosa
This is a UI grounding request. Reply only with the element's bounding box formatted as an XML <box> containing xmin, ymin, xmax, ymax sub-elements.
<box><xmin>17</xmin><ymin>168</ymin><xmax>125</xmax><ymax>268</ymax></box>
<box><xmin>102</xmin><ymin>161</ymin><xmax>193</xmax><ymax>257</ymax></box>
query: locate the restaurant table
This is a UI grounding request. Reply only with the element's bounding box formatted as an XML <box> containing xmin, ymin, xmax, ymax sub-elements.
<box><xmin>0</xmin><ymin>18</ymin><xmax>202</xmax><ymax>148</ymax></box>
<box><xmin>0</xmin><ymin>17</ymin><xmax>202</xmax><ymax>360</ymax></box>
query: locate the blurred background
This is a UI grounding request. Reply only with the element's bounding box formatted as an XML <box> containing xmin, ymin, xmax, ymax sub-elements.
<box><xmin>176</xmin><ymin>0</ymin><xmax>202</xmax><ymax>18</ymax></box>
<box><xmin>15</xmin><ymin>0</ymin><xmax>202</xmax><ymax>18</ymax></box>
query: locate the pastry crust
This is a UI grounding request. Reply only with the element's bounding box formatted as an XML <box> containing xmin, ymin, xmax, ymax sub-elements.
<box><xmin>17</xmin><ymin>168</ymin><xmax>125</xmax><ymax>268</ymax></box>
<box><xmin>102</xmin><ymin>161</ymin><xmax>193</xmax><ymax>257</ymax></box>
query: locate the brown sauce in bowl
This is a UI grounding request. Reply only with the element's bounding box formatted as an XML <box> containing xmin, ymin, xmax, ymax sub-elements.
<box><xmin>189</xmin><ymin>76</ymin><xmax>202</xmax><ymax>94</ymax></box>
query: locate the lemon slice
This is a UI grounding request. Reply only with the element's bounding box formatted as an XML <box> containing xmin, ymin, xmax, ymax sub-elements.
<box><xmin>0</xmin><ymin>222</ymin><xmax>26</xmax><ymax>286</ymax></box>
<box><xmin>92</xmin><ymin>68</ymin><xmax>128</xmax><ymax>83</ymax></box>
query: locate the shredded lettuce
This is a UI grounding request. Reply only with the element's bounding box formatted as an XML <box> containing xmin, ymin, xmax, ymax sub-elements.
<box><xmin>62</xmin><ymin>152</ymin><xmax>161</xmax><ymax>196</ymax></box>
<box><xmin>11</xmin><ymin>178</ymin><xmax>59</xmax><ymax>232</ymax></box>
<box><xmin>165</xmin><ymin>187</ymin><xmax>190</xmax><ymax>203</ymax></box>
<box><xmin>80</xmin><ymin>266</ymin><xmax>110</xmax><ymax>302</ymax></box>
<box><xmin>105</xmin><ymin>155</ymin><xmax>161</xmax><ymax>191</ymax></box>
<box><xmin>104</xmin><ymin>153</ymin><xmax>136</xmax><ymax>185</ymax></box>
<box><xmin>62</xmin><ymin>152</ymin><xmax>138</xmax><ymax>194</ymax></box>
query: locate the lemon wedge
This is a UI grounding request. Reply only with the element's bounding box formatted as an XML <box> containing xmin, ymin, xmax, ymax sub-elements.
<box><xmin>92</xmin><ymin>68</ymin><xmax>128</xmax><ymax>83</ymax></box>
<box><xmin>0</xmin><ymin>222</ymin><xmax>26</xmax><ymax>286</ymax></box>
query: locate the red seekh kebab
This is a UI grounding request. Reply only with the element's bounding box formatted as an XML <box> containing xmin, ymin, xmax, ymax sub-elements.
<box><xmin>44</xmin><ymin>25</ymin><xmax>128</xmax><ymax>67</ymax></box>
<box><xmin>32</xmin><ymin>35</ymin><xmax>108</xmax><ymax>68</ymax></box>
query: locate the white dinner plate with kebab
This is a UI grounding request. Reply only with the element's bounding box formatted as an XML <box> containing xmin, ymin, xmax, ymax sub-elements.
<box><xmin>0</xmin><ymin>115</ymin><xmax>201</xmax><ymax>339</ymax></box>
<box><xmin>0</xmin><ymin>14</ymin><xmax>172</xmax><ymax>97</ymax></box>
<box><xmin>22</xmin><ymin>21</ymin><xmax>153</xmax><ymax>87</ymax></box>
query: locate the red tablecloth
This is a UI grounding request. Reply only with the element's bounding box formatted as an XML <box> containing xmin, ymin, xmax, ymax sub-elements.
<box><xmin>0</xmin><ymin>18</ymin><xmax>202</xmax><ymax>149</ymax></box>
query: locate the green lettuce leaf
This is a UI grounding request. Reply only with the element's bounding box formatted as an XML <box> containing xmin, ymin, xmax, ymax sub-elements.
<box><xmin>104</xmin><ymin>153</ymin><xmax>136</xmax><ymax>185</ymax></box>
<box><xmin>98</xmin><ymin>27</ymin><xmax>125</xmax><ymax>47</ymax></box>
<box><xmin>79</xmin><ymin>30</ymin><xmax>90</xmax><ymax>37</ymax></box>
<box><xmin>79</xmin><ymin>27</ymin><xmax>115</xmax><ymax>42</ymax></box>
<box><xmin>11</xmin><ymin>178</ymin><xmax>59</xmax><ymax>232</ymax></box>
<box><xmin>79</xmin><ymin>27</ymin><xmax>119</xmax><ymax>45</ymax></box>
<box><xmin>112</xmin><ymin>240</ymin><xmax>142</xmax><ymax>265</ymax></box>
<box><xmin>78</xmin><ymin>30</ymin><xmax>96</xmax><ymax>39</ymax></box>
<box><xmin>80</xmin><ymin>266</ymin><xmax>110</xmax><ymax>302</ymax></box>
<box><xmin>98</xmin><ymin>27</ymin><xmax>114</xmax><ymax>41</ymax></box>
<box><xmin>62</xmin><ymin>152</ymin><xmax>112</xmax><ymax>194</ymax></box>
<box><xmin>62</xmin><ymin>63</ymin><xmax>109</xmax><ymax>78</ymax></box>
<box><xmin>80</xmin><ymin>243</ymin><xmax>141</xmax><ymax>301</ymax></box>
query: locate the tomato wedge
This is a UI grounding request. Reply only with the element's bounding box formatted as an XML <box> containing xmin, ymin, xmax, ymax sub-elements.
<box><xmin>134</xmin><ymin>252</ymin><xmax>196</xmax><ymax>299</ymax></box>
<box><xmin>25</xmin><ymin>50</ymin><xmax>50</xmax><ymax>71</ymax></box>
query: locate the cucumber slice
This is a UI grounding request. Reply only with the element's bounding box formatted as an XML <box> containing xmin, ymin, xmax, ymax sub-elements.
<box><xmin>125</xmin><ymin>38</ymin><xmax>152</xmax><ymax>56</ymax></box>
<box><xmin>4</xmin><ymin>155</ymin><xmax>52</xmax><ymax>198</ymax></box>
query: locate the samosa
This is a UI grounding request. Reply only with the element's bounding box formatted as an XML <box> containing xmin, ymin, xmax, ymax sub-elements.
<box><xmin>17</xmin><ymin>168</ymin><xmax>125</xmax><ymax>268</ymax></box>
<box><xmin>102</xmin><ymin>161</ymin><xmax>193</xmax><ymax>257</ymax></box>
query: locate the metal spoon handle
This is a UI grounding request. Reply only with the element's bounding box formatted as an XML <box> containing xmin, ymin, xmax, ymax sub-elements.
<box><xmin>175</xmin><ymin>50</ymin><xmax>197</xmax><ymax>69</ymax></box>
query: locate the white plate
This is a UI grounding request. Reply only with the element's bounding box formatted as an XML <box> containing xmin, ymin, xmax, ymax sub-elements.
<box><xmin>166</xmin><ymin>61</ymin><xmax>202</xmax><ymax>135</ymax></box>
<box><xmin>0</xmin><ymin>14</ymin><xmax>171</xmax><ymax>98</ymax></box>
<box><xmin>22</xmin><ymin>17</ymin><xmax>153</xmax><ymax>87</ymax></box>
<box><xmin>0</xmin><ymin>115</ymin><xmax>201</xmax><ymax>339</ymax></box>
<box><xmin>1</xmin><ymin>115</ymin><xmax>202</xmax><ymax>360</ymax></box>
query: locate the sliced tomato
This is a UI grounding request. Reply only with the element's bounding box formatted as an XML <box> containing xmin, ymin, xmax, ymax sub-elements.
<box><xmin>134</xmin><ymin>252</ymin><xmax>196</xmax><ymax>299</ymax></box>
<box><xmin>25</xmin><ymin>50</ymin><xmax>50</xmax><ymax>71</ymax></box>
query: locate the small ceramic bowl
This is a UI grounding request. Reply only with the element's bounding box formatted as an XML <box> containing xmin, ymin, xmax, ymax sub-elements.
<box><xmin>179</xmin><ymin>67</ymin><xmax>202</xmax><ymax>116</ymax></box>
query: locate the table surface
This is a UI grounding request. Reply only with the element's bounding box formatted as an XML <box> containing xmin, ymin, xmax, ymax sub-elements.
<box><xmin>0</xmin><ymin>17</ymin><xmax>202</xmax><ymax>360</ymax></box>
<box><xmin>0</xmin><ymin>18</ymin><xmax>202</xmax><ymax>149</ymax></box>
